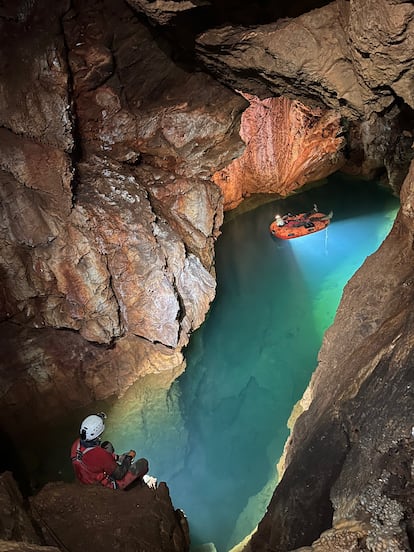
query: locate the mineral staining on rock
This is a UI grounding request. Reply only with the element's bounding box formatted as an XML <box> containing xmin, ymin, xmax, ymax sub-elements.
<box><xmin>213</xmin><ymin>94</ymin><xmax>345</xmax><ymax>210</ymax></box>
<box><xmin>0</xmin><ymin>0</ymin><xmax>244</xmax><ymax>424</ymax></box>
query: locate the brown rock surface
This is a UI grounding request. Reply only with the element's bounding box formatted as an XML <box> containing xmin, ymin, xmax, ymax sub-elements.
<box><xmin>0</xmin><ymin>470</ymin><xmax>189</xmax><ymax>552</ymax></box>
<box><xmin>1</xmin><ymin>0</ymin><xmax>414</xmax><ymax>548</ymax></box>
<box><xmin>30</xmin><ymin>481</ymin><xmax>190</xmax><ymax>552</ymax></box>
<box><xmin>0</xmin><ymin>472</ymin><xmax>41</xmax><ymax>545</ymax></box>
<box><xmin>0</xmin><ymin>0</ymin><xmax>73</xmax><ymax>152</ymax></box>
<box><xmin>0</xmin><ymin>0</ymin><xmax>245</xmax><ymax>426</ymax></box>
<box><xmin>196</xmin><ymin>2</ymin><xmax>371</xmax><ymax>118</ymax></box>
<box><xmin>196</xmin><ymin>0</ymin><xmax>414</xmax><ymax>190</ymax></box>
<box><xmin>212</xmin><ymin>94</ymin><xmax>345</xmax><ymax>210</ymax></box>
<box><xmin>125</xmin><ymin>0</ymin><xmax>206</xmax><ymax>26</ymax></box>
<box><xmin>2</xmin><ymin>0</ymin><xmax>413</xmax><ymax>432</ymax></box>
<box><xmin>346</xmin><ymin>0</ymin><xmax>414</xmax><ymax>111</ymax></box>
<box><xmin>0</xmin><ymin>323</ymin><xmax>184</xmax><ymax>434</ymax></box>
<box><xmin>196</xmin><ymin>0</ymin><xmax>414</xmax><ymax>118</ymax></box>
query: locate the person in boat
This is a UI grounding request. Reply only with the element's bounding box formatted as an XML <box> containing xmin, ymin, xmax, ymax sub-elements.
<box><xmin>70</xmin><ymin>412</ymin><xmax>157</xmax><ymax>490</ymax></box>
<box><xmin>274</xmin><ymin>214</ymin><xmax>285</xmax><ymax>227</ymax></box>
<box><xmin>305</xmin><ymin>203</ymin><xmax>319</xmax><ymax>219</ymax></box>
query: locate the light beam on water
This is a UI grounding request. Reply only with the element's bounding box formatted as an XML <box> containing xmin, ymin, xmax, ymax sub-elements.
<box><xmin>28</xmin><ymin>175</ymin><xmax>399</xmax><ymax>552</ymax></box>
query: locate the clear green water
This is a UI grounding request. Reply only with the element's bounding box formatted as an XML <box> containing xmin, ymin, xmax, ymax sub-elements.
<box><xmin>26</xmin><ymin>174</ymin><xmax>399</xmax><ymax>552</ymax></box>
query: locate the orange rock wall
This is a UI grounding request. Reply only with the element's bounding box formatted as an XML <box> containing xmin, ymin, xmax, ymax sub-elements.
<box><xmin>213</xmin><ymin>94</ymin><xmax>345</xmax><ymax>210</ymax></box>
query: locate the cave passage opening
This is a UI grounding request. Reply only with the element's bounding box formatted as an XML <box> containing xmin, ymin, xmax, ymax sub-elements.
<box><xmin>23</xmin><ymin>172</ymin><xmax>399</xmax><ymax>552</ymax></box>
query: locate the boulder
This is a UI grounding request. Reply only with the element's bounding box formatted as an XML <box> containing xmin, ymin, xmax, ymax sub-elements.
<box><xmin>30</xmin><ymin>481</ymin><xmax>190</xmax><ymax>552</ymax></box>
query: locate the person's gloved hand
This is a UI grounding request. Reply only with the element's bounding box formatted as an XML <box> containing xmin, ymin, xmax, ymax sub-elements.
<box><xmin>143</xmin><ymin>474</ymin><xmax>157</xmax><ymax>489</ymax></box>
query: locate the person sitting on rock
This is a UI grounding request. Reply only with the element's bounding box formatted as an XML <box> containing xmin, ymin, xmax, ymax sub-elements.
<box><xmin>70</xmin><ymin>412</ymin><xmax>157</xmax><ymax>490</ymax></box>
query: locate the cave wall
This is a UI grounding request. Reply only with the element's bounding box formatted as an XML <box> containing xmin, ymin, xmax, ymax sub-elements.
<box><xmin>0</xmin><ymin>0</ymin><xmax>246</xmax><ymax>431</ymax></box>
<box><xmin>196</xmin><ymin>0</ymin><xmax>414</xmax><ymax>193</ymax></box>
<box><xmin>0</xmin><ymin>0</ymin><xmax>365</xmax><ymax>430</ymax></box>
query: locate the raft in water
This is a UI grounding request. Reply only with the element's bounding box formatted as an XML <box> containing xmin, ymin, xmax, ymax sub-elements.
<box><xmin>270</xmin><ymin>210</ymin><xmax>333</xmax><ymax>240</ymax></box>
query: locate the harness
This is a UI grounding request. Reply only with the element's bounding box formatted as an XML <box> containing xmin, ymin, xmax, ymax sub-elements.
<box><xmin>74</xmin><ymin>442</ymin><xmax>94</xmax><ymax>461</ymax></box>
<box><xmin>71</xmin><ymin>441</ymin><xmax>118</xmax><ymax>489</ymax></box>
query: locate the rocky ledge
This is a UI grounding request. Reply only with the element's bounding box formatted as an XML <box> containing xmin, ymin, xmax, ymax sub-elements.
<box><xmin>0</xmin><ymin>471</ymin><xmax>189</xmax><ymax>552</ymax></box>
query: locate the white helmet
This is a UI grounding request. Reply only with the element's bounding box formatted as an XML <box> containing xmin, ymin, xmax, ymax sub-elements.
<box><xmin>80</xmin><ymin>413</ymin><xmax>106</xmax><ymax>440</ymax></box>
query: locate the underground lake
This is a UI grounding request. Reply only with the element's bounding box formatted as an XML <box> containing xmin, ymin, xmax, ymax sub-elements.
<box><xmin>21</xmin><ymin>173</ymin><xmax>400</xmax><ymax>552</ymax></box>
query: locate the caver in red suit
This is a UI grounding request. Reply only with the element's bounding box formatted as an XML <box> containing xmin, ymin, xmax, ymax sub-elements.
<box><xmin>70</xmin><ymin>413</ymin><xmax>157</xmax><ymax>490</ymax></box>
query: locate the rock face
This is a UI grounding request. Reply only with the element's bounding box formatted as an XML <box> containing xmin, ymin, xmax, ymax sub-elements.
<box><xmin>196</xmin><ymin>0</ymin><xmax>414</xmax><ymax>118</ymax></box>
<box><xmin>0</xmin><ymin>470</ymin><xmax>189</xmax><ymax>552</ymax></box>
<box><xmin>212</xmin><ymin>94</ymin><xmax>344</xmax><ymax>210</ymax></box>
<box><xmin>1</xmin><ymin>0</ymin><xmax>414</xmax><ymax>549</ymax></box>
<box><xmin>31</xmin><ymin>481</ymin><xmax>190</xmax><ymax>552</ymax></box>
<box><xmin>0</xmin><ymin>0</ymin><xmax>245</xmax><ymax>430</ymax></box>
<box><xmin>196</xmin><ymin>0</ymin><xmax>414</xmax><ymax>190</ymax></box>
<box><xmin>2</xmin><ymin>0</ymin><xmax>413</xmax><ymax>432</ymax></box>
<box><xmin>249</xmin><ymin>162</ymin><xmax>414</xmax><ymax>551</ymax></box>
<box><xmin>126</xmin><ymin>0</ymin><xmax>206</xmax><ymax>26</ymax></box>
<box><xmin>0</xmin><ymin>472</ymin><xmax>45</xmax><ymax>548</ymax></box>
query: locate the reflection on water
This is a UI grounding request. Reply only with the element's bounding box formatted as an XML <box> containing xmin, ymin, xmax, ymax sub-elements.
<box><xmin>27</xmin><ymin>175</ymin><xmax>399</xmax><ymax>552</ymax></box>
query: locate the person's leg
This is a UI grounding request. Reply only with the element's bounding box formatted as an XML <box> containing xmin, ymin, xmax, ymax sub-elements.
<box><xmin>129</xmin><ymin>457</ymin><xmax>149</xmax><ymax>478</ymax></box>
<box><xmin>116</xmin><ymin>458</ymin><xmax>149</xmax><ymax>490</ymax></box>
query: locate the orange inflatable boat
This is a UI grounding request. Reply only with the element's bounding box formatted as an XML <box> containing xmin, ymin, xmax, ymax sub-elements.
<box><xmin>270</xmin><ymin>209</ymin><xmax>333</xmax><ymax>240</ymax></box>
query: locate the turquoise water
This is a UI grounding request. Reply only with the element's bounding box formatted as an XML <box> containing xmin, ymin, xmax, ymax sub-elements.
<box><xmin>27</xmin><ymin>174</ymin><xmax>399</xmax><ymax>552</ymax></box>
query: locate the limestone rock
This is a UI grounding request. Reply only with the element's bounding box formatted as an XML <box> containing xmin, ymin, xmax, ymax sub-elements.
<box><xmin>212</xmin><ymin>94</ymin><xmax>345</xmax><ymax>210</ymax></box>
<box><xmin>30</xmin><ymin>481</ymin><xmax>190</xmax><ymax>552</ymax></box>
<box><xmin>0</xmin><ymin>470</ymin><xmax>189</xmax><ymax>552</ymax></box>
<box><xmin>0</xmin><ymin>0</ymin><xmax>73</xmax><ymax>152</ymax></box>
<box><xmin>0</xmin><ymin>129</ymin><xmax>73</xmax><ymax>246</ymax></box>
<box><xmin>0</xmin><ymin>0</ymin><xmax>244</xmax><ymax>425</ymax></box>
<box><xmin>0</xmin><ymin>471</ymin><xmax>59</xmax><ymax>550</ymax></box>
<box><xmin>196</xmin><ymin>2</ymin><xmax>376</xmax><ymax>119</ymax></box>
<box><xmin>346</xmin><ymin>0</ymin><xmax>414</xmax><ymax>111</ymax></box>
<box><xmin>64</xmin><ymin>0</ymin><xmax>245</xmax><ymax>176</ymax></box>
<box><xmin>0</xmin><ymin>472</ymin><xmax>40</xmax><ymax>544</ymax></box>
<box><xmin>0</xmin><ymin>322</ymin><xmax>185</xmax><ymax>436</ymax></box>
<box><xmin>126</xmin><ymin>0</ymin><xmax>208</xmax><ymax>26</ymax></box>
<box><xmin>196</xmin><ymin>0</ymin><xmax>414</xmax><ymax>191</ymax></box>
<box><xmin>196</xmin><ymin>0</ymin><xmax>414</xmax><ymax>119</ymax></box>
<box><xmin>0</xmin><ymin>542</ymin><xmax>59</xmax><ymax>552</ymax></box>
